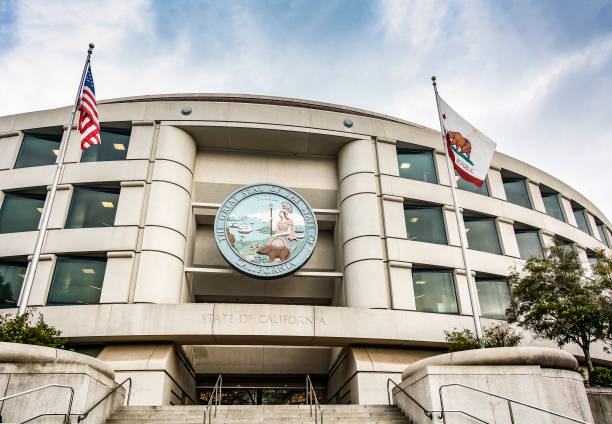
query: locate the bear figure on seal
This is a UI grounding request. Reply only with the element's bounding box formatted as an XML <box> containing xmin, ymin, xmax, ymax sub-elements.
<box><xmin>257</xmin><ymin>243</ymin><xmax>290</xmax><ymax>262</ymax></box>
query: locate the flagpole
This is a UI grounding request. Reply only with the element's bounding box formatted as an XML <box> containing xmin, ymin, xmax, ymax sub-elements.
<box><xmin>431</xmin><ymin>76</ymin><xmax>484</xmax><ymax>344</ymax></box>
<box><xmin>17</xmin><ymin>43</ymin><xmax>95</xmax><ymax>316</ymax></box>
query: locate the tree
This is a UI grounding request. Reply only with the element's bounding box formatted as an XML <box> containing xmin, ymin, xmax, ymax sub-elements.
<box><xmin>0</xmin><ymin>309</ymin><xmax>66</xmax><ymax>348</ymax></box>
<box><xmin>444</xmin><ymin>322</ymin><xmax>523</xmax><ymax>352</ymax></box>
<box><xmin>508</xmin><ymin>241</ymin><xmax>612</xmax><ymax>372</ymax></box>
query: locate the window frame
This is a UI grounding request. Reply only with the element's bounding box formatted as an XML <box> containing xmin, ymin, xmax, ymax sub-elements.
<box><xmin>514</xmin><ymin>228</ymin><xmax>544</xmax><ymax>260</ymax></box>
<box><xmin>540</xmin><ymin>190</ymin><xmax>566</xmax><ymax>222</ymax></box>
<box><xmin>65</xmin><ymin>186</ymin><xmax>120</xmax><ymax>229</ymax></box>
<box><xmin>0</xmin><ymin>191</ymin><xmax>47</xmax><ymax>234</ymax></box>
<box><xmin>403</xmin><ymin>204</ymin><xmax>448</xmax><ymax>245</ymax></box>
<box><xmin>396</xmin><ymin>148</ymin><xmax>439</xmax><ymax>184</ymax></box>
<box><xmin>501</xmin><ymin>176</ymin><xmax>532</xmax><ymax>209</ymax></box>
<box><xmin>0</xmin><ymin>261</ymin><xmax>27</xmax><ymax>309</ymax></box>
<box><xmin>79</xmin><ymin>127</ymin><xmax>132</xmax><ymax>163</ymax></box>
<box><xmin>411</xmin><ymin>269</ymin><xmax>459</xmax><ymax>315</ymax></box>
<box><xmin>475</xmin><ymin>277</ymin><xmax>513</xmax><ymax>320</ymax></box>
<box><xmin>13</xmin><ymin>132</ymin><xmax>63</xmax><ymax>169</ymax></box>
<box><xmin>46</xmin><ymin>255</ymin><xmax>107</xmax><ymax>306</ymax></box>
<box><xmin>463</xmin><ymin>215</ymin><xmax>502</xmax><ymax>255</ymax></box>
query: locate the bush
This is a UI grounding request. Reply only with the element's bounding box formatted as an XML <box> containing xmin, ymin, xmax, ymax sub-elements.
<box><xmin>0</xmin><ymin>309</ymin><xmax>66</xmax><ymax>348</ymax></box>
<box><xmin>589</xmin><ymin>367</ymin><xmax>612</xmax><ymax>387</ymax></box>
<box><xmin>444</xmin><ymin>323</ymin><xmax>522</xmax><ymax>352</ymax></box>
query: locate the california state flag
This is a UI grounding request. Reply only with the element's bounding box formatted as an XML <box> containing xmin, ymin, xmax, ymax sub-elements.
<box><xmin>437</xmin><ymin>95</ymin><xmax>496</xmax><ymax>188</ymax></box>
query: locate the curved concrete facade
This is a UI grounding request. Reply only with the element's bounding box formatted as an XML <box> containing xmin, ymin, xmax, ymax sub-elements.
<box><xmin>0</xmin><ymin>94</ymin><xmax>610</xmax><ymax>405</ymax></box>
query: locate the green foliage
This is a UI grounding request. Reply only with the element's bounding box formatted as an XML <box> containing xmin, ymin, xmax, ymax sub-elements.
<box><xmin>444</xmin><ymin>322</ymin><xmax>523</xmax><ymax>352</ymax></box>
<box><xmin>508</xmin><ymin>241</ymin><xmax>612</xmax><ymax>371</ymax></box>
<box><xmin>0</xmin><ymin>309</ymin><xmax>66</xmax><ymax>348</ymax></box>
<box><xmin>589</xmin><ymin>367</ymin><xmax>612</xmax><ymax>387</ymax></box>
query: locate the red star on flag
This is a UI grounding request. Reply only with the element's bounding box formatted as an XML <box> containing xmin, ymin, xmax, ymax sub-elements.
<box><xmin>442</xmin><ymin>114</ymin><xmax>446</xmax><ymax>119</ymax></box>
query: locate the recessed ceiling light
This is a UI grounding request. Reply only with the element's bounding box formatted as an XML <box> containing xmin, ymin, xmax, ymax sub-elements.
<box><xmin>455</xmin><ymin>175</ymin><xmax>460</xmax><ymax>181</ymax></box>
<box><xmin>101</xmin><ymin>201</ymin><xmax>114</xmax><ymax>208</ymax></box>
<box><xmin>82</xmin><ymin>269</ymin><xmax>95</xmax><ymax>274</ymax></box>
<box><xmin>415</xmin><ymin>280</ymin><xmax>426</xmax><ymax>285</ymax></box>
<box><xmin>401</xmin><ymin>163</ymin><xmax>411</xmax><ymax>169</ymax></box>
<box><xmin>113</xmin><ymin>143</ymin><xmax>125</xmax><ymax>151</ymax></box>
<box><xmin>410</xmin><ymin>217</ymin><xmax>419</xmax><ymax>223</ymax></box>
<box><xmin>52</xmin><ymin>149</ymin><xmax>59</xmax><ymax>156</ymax></box>
<box><xmin>88</xmin><ymin>285</ymin><xmax>102</xmax><ymax>290</ymax></box>
<box><xmin>465</xmin><ymin>228</ymin><xmax>471</xmax><ymax>232</ymax></box>
<box><xmin>36</xmin><ymin>208</ymin><xmax>43</xmax><ymax>213</ymax></box>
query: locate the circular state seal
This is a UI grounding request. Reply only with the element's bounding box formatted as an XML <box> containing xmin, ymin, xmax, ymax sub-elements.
<box><xmin>214</xmin><ymin>183</ymin><xmax>318</xmax><ymax>280</ymax></box>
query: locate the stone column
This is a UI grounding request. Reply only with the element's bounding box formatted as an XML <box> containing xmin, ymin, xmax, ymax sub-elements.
<box><xmin>338</xmin><ymin>139</ymin><xmax>388</xmax><ymax>309</ymax></box>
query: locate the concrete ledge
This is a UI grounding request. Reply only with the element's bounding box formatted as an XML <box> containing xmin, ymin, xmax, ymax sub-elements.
<box><xmin>0</xmin><ymin>342</ymin><xmax>115</xmax><ymax>379</ymax></box>
<box><xmin>401</xmin><ymin>347</ymin><xmax>578</xmax><ymax>379</ymax></box>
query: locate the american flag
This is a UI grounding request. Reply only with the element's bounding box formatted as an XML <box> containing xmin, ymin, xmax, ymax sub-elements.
<box><xmin>78</xmin><ymin>64</ymin><xmax>100</xmax><ymax>150</ymax></box>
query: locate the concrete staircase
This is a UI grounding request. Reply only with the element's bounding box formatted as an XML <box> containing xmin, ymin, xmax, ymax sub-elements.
<box><xmin>107</xmin><ymin>404</ymin><xmax>412</xmax><ymax>423</ymax></box>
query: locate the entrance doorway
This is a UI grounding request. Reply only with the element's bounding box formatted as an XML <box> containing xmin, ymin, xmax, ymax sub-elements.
<box><xmin>197</xmin><ymin>374</ymin><xmax>326</xmax><ymax>405</ymax></box>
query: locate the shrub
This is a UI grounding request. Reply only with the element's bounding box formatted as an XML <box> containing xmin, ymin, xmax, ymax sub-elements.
<box><xmin>0</xmin><ymin>309</ymin><xmax>66</xmax><ymax>348</ymax></box>
<box><xmin>444</xmin><ymin>322</ymin><xmax>522</xmax><ymax>352</ymax></box>
<box><xmin>589</xmin><ymin>367</ymin><xmax>612</xmax><ymax>387</ymax></box>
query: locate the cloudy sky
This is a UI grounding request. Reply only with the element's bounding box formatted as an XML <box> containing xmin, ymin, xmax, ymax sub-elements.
<box><xmin>1</xmin><ymin>0</ymin><xmax>611</xmax><ymax>219</ymax></box>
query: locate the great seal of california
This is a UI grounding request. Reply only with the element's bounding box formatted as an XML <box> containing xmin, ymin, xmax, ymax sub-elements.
<box><xmin>214</xmin><ymin>183</ymin><xmax>318</xmax><ymax>279</ymax></box>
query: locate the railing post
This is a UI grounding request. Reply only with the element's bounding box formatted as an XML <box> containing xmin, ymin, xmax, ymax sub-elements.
<box><xmin>508</xmin><ymin>400</ymin><xmax>515</xmax><ymax>424</ymax></box>
<box><xmin>439</xmin><ymin>386</ymin><xmax>447</xmax><ymax>424</ymax></box>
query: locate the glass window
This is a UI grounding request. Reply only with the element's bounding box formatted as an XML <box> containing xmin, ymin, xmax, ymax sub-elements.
<box><xmin>47</xmin><ymin>257</ymin><xmax>106</xmax><ymax>305</ymax></box>
<box><xmin>0</xmin><ymin>262</ymin><xmax>26</xmax><ymax>308</ymax></box>
<box><xmin>455</xmin><ymin>169</ymin><xmax>489</xmax><ymax>196</ymax></box>
<box><xmin>412</xmin><ymin>270</ymin><xmax>458</xmax><ymax>314</ymax></box>
<box><xmin>515</xmin><ymin>230</ymin><xmax>544</xmax><ymax>260</ymax></box>
<box><xmin>502</xmin><ymin>178</ymin><xmax>531</xmax><ymax>209</ymax></box>
<box><xmin>464</xmin><ymin>217</ymin><xmax>502</xmax><ymax>255</ymax></box>
<box><xmin>65</xmin><ymin>187</ymin><xmax>119</xmax><ymax>229</ymax></box>
<box><xmin>80</xmin><ymin>128</ymin><xmax>131</xmax><ymax>162</ymax></box>
<box><xmin>404</xmin><ymin>206</ymin><xmax>447</xmax><ymax>245</ymax></box>
<box><xmin>476</xmin><ymin>278</ymin><xmax>512</xmax><ymax>320</ymax></box>
<box><xmin>397</xmin><ymin>149</ymin><xmax>437</xmax><ymax>183</ymax></box>
<box><xmin>14</xmin><ymin>134</ymin><xmax>62</xmax><ymax>168</ymax></box>
<box><xmin>541</xmin><ymin>192</ymin><xmax>565</xmax><ymax>221</ymax></box>
<box><xmin>572</xmin><ymin>208</ymin><xmax>591</xmax><ymax>235</ymax></box>
<box><xmin>0</xmin><ymin>193</ymin><xmax>45</xmax><ymax>233</ymax></box>
<box><xmin>587</xmin><ymin>253</ymin><xmax>599</xmax><ymax>270</ymax></box>
<box><xmin>597</xmin><ymin>224</ymin><xmax>610</xmax><ymax>248</ymax></box>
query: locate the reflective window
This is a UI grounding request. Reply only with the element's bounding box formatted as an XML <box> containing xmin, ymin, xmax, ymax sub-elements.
<box><xmin>47</xmin><ymin>257</ymin><xmax>106</xmax><ymax>305</ymax></box>
<box><xmin>596</xmin><ymin>224</ymin><xmax>610</xmax><ymax>248</ymax></box>
<box><xmin>572</xmin><ymin>207</ymin><xmax>591</xmax><ymax>235</ymax></box>
<box><xmin>515</xmin><ymin>230</ymin><xmax>544</xmax><ymax>260</ymax></box>
<box><xmin>412</xmin><ymin>270</ymin><xmax>458</xmax><ymax>314</ymax></box>
<box><xmin>476</xmin><ymin>278</ymin><xmax>512</xmax><ymax>320</ymax></box>
<box><xmin>541</xmin><ymin>192</ymin><xmax>565</xmax><ymax>221</ymax></box>
<box><xmin>14</xmin><ymin>134</ymin><xmax>62</xmax><ymax>168</ymax></box>
<box><xmin>80</xmin><ymin>128</ymin><xmax>131</xmax><ymax>162</ymax></box>
<box><xmin>404</xmin><ymin>206</ymin><xmax>447</xmax><ymax>245</ymax></box>
<box><xmin>464</xmin><ymin>217</ymin><xmax>501</xmax><ymax>255</ymax></box>
<box><xmin>0</xmin><ymin>262</ymin><xmax>26</xmax><ymax>308</ymax></box>
<box><xmin>0</xmin><ymin>193</ymin><xmax>45</xmax><ymax>233</ymax></box>
<box><xmin>502</xmin><ymin>178</ymin><xmax>531</xmax><ymax>209</ymax></box>
<box><xmin>397</xmin><ymin>149</ymin><xmax>437</xmax><ymax>183</ymax></box>
<box><xmin>65</xmin><ymin>187</ymin><xmax>119</xmax><ymax>229</ymax></box>
<box><xmin>587</xmin><ymin>253</ymin><xmax>599</xmax><ymax>270</ymax></box>
<box><xmin>455</xmin><ymin>169</ymin><xmax>489</xmax><ymax>196</ymax></box>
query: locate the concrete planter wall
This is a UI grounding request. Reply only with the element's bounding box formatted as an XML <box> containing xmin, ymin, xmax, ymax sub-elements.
<box><xmin>0</xmin><ymin>342</ymin><xmax>125</xmax><ymax>423</ymax></box>
<box><xmin>392</xmin><ymin>347</ymin><xmax>593</xmax><ymax>424</ymax></box>
<box><xmin>587</xmin><ymin>387</ymin><xmax>612</xmax><ymax>424</ymax></box>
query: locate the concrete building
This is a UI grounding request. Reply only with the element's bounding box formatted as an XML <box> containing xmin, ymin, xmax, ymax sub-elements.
<box><xmin>0</xmin><ymin>94</ymin><xmax>610</xmax><ymax>406</ymax></box>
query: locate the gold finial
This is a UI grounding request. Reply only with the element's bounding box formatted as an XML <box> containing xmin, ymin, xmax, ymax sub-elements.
<box><xmin>431</xmin><ymin>76</ymin><xmax>436</xmax><ymax>81</ymax></box>
<box><xmin>89</xmin><ymin>43</ymin><xmax>95</xmax><ymax>48</ymax></box>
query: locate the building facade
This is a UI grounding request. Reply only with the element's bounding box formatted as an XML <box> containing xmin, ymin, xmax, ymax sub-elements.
<box><xmin>0</xmin><ymin>94</ymin><xmax>610</xmax><ymax>406</ymax></box>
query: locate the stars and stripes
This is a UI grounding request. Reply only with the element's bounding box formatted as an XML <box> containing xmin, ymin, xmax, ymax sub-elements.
<box><xmin>78</xmin><ymin>64</ymin><xmax>100</xmax><ymax>150</ymax></box>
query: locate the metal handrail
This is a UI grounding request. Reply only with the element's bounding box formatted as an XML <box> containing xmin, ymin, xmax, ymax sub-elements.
<box><xmin>203</xmin><ymin>374</ymin><xmax>222</xmax><ymax>424</ymax></box>
<box><xmin>439</xmin><ymin>383</ymin><xmax>591</xmax><ymax>424</ymax></box>
<box><xmin>0</xmin><ymin>383</ymin><xmax>75</xmax><ymax>424</ymax></box>
<box><xmin>77</xmin><ymin>377</ymin><xmax>132</xmax><ymax>422</ymax></box>
<box><xmin>386</xmin><ymin>378</ymin><xmax>432</xmax><ymax>420</ymax></box>
<box><xmin>305</xmin><ymin>374</ymin><xmax>323</xmax><ymax>424</ymax></box>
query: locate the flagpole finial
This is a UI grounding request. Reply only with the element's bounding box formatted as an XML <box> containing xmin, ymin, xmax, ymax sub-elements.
<box><xmin>431</xmin><ymin>76</ymin><xmax>436</xmax><ymax>81</ymax></box>
<box><xmin>89</xmin><ymin>43</ymin><xmax>95</xmax><ymax>48</ymax></box>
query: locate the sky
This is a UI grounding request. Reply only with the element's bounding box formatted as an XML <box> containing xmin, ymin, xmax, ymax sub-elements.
<box><xmin>0</xmin><ymin>0</ymin><xmax>611</xmax><ymax>219</ymax></box>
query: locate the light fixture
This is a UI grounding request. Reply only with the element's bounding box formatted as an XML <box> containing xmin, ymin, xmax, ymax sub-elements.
<box><xmin>113</xmin><ymin>143</ymin><xmax>125</xmax><ymax>151</ymax></box>
<box><xmin>52</xmin><ymin>149</ymin><xmax>59</xmax><ymax>156</ymax></box>
<box><xmin>181</xmin><ymin>106</ymin><xmax>192</xmax><ymax>115</ymax></box>
<box><xmin>414</xmin><ymin>295</ymin><xmax>425</xmax><ymax>299</ymax></box>
<box><xmin>410</xmin><ymin>217</ymin><xmax>419</xmax><ymax>223</ymax></box>
<box><xmin>401</xmin><ymin>163</ymin><xmax>411</xmax><ymax>169</ymax></box>
<box><xmin>88</xmin><ymin>285</ymin><xmax>102</xmax><ymax>290</ymax></box>
<box><xmin>82</xmin><ymin>269</ymin><xmax>96</xmax><ymax>274</ymax></box>
<box><xmin>101</xmin><ymin>201</ymin><xmax>114</xmax><ymax>208</ymax></box>
<box><xmin>343</xmin><ymin>119</ymin><xmax>353</xmax><ymax>128</ymax></box>
<box><xmin>455</xmin><ymin>175</ymin><xmax>460</xmax><ymax>181</ymax></box>
<box><xmin>465</xmin><ymin>228</ymin><xmax>471</xmax><ymax>232</ymax></box>
<box><xmin>36</xmin><ymin>207</ymin><xmax>43</xmax><ymax>213</ymax></box>
<box><xmin>415</xmin><ymin>280</ymin><xmax>426</xmax><ymax>285</ymax></box>
<box><xmin>18</xmin><ymin>274</ymin><xmax>25</xmax><ymax>278</ymax></box>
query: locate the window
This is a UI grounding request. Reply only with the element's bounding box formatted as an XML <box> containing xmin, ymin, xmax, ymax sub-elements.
<box><xmin>0</xmin><ymin>192</ymin><xmax>46</xmax><ymax>233</ymax></box>
<box><xmin>464</xmin><ymin>217</ymin><xmax>502</xmax><ymax>255</ymax></box>
<box><xmin>572</xmin><ymin>204</ymin><xmax>591</xmax><ymax>235</ymax></box>
<box><xmin>515</xmin><ymin>229</ymin><xmax>544</xmax><ymax>260</ymax></box>
<box><xmin>0</xmin><ymin>262</ymin><xmax>26</xmax><ymax>308</ymax></box>
<box><xmin>47</xmin><ymin>257</ymin><xmax>106</xmax><ymax>305</ymax></box>
<box><xmin>14</xmin><ymin>133</ymin><xmax>62</xmax><ymax>168</ymax></box>
<box><xmin>595</xmin><ymin>220</ymin><xmax>610</xmax><ymax>248</ymax></box>
<box><xmin>65</xmin><ymin>187</ymin><xmax>119</xmax><ymax>229</ymax></box>
<box><xmin>502</xmin><ymin>177</ymin><xmax>531</xmax><ymax>209</ymax></box>
<box><xmin>587</xmin><ymin>252</ymin><xmax>599</xmax><ymax>270</ymax></box>
<box><xmin>412</xmin><ymin>270</ymin><xmax>458</xmax><ymax>314</ymax></box>
<box><xmin>404</xmin><ymin>206</ymin><xmax>447</xmax><ymax>245</ymax></box>
<box><xmin>397</xmin><ymin>149</ymin><xmax>437</xmax><ymax>183</ymax></box>
<box><xmin>455</xmin><ymin>169</ymin><xmax>489</xmax><ymax>196</ymax></box>
<box><xmin>80</xmin><ymin>128</ymin><xmax>131</xmax><ymax>162</ymax></box>
<box><xmin>541</xmin><ymin>191</ymin><xmax>565</xmax><ymax>221</ymax></box>
<box><xmin>476</xmin><ymin>278</ymin><xmax>512</xmax><ymax>320</ymax></box>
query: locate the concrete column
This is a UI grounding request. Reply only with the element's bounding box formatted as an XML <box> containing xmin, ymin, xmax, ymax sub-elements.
<box><xmin>26</xmin><ymin>254</ymin><xmax>56</xmax><ymax>306</ymax></box>
<box><xmin>453</xmin><ymin>268</ymin><xmax>475</xmax><ymax>316</ymax></box>
<box><xmin>495</xmin><ymin>217</ymin><xmax>521</xmax><ymax>258</ymax></box>
<box><xmin>375</xmin><ymin>137</ymin><xmax>399</xmax><ymax>176</ymax></box>
<box><xmin>0</xmin><ymin>131</ymin><xmax>22</xmax><ymax>170</ymax></box>
<box><xmin>434</xmin><ymin>150</ymin><xmax>450</xmax><ymax>186</ymax></box>
<box><xmin>560</xmin><ymin>196</ymin><xmax>578</xmax><ymax>227</ymax></box>
<box><xmin>338</xmin><ymin>138</ymin><xmax>388</xmax><ymax>309</ymax></box>
<box><xmin>443</xmin><ymin>205</ymin><xmax>461</xmax><ymax>247</ymax></box>
<box><xmin>134</xmin><ymin>126</ymin><xmax>195</xmax><ymax>304</ymax></box>
<box><xmin>127</xmin><ymin>121</ymin><xmax>156</xmax><ymax>160</ymax></box>
<box><xmin>115</xmin><ymin>181</ymin><xmax>147</xmax><ymax>227</ymax></box>
<box><xmin>585</xmin><ymin>212</ymin><xmax>599</xmax><ymax>239</ymax></box>
<box><xmin>488</xmin><ymin>166</ymin><xmax>506</xmax><ymax>201</ymax></box>
<box><xmin>100</xmin><ymin>251</ymin><xmax>135</xmax><ymax>303</ymax></box>
<box><xmin>539</xmin><ymin>229</ymin><xmax>556</xmax><ymax>248</ymax></box>
<box><xmin>63</xmin><ymin>126</ymin><xmax>83</xmax><ymax>164</ymax></box>
<box><xmin>526</xmin><ymin>179</ymin><xmax>546</xmax><ymax>213</ymax></box>
<box><xmin>47</xmin><ymin>184</ymin><xmax>72</xmax><ymax>229</ymax></box>
<box><xmin>388</xmin><ymin>262</ymin><xmax>415</xmax><ymax>310</ymax></box>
